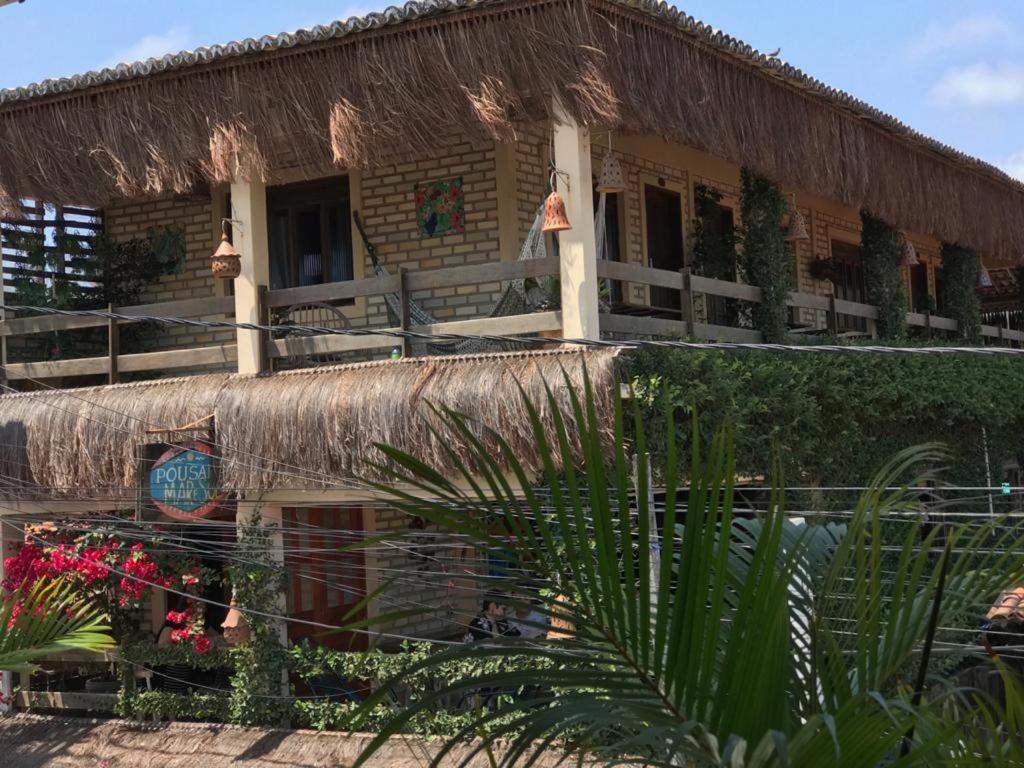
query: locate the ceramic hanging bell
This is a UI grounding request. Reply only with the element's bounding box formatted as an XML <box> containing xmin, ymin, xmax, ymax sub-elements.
<box><xmin>785</xmin><ymin>208</ymin><xmax>810</xmax><ymax>242</ymax></box>
<box><xmin>900</xmin><ymin>239</ymin><xmax>919</xmax><ymax>267</ymax></box>
<box><xmin>221</xmin><ymin>598</ymin><xmax>251</xmax><ymax>646</ymax></box>
<box><xmin>542</xmin><ymin>190</ymin><xmax>572</xmax><ymax>233</ymax></box>
<box><xmin>211</xmin><ymin>231</ymin><xmax>242</xmax><ymax>279</ymax></box>
<box><xmin>596</xmin><ymin>153</ymin><xmax>626</xmax><ymax>194</ymax></box>
<box><xmin>979</xmin><ymin>262</ymin><xmax>993</xmax><ymax>288</ymax></box>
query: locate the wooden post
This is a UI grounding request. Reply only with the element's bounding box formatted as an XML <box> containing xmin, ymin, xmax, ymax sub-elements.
<box><xmin>256</xmin><ymin>284</ymin><xmax>270</xmax><ymax>374</ymax></box>
<box><xmin>679</xmin><ymin>268</ymin><xmax>696</xmax><ymax>338</ymax></box>
<box><xmin>231</xmin><ymin>180</ymin><xmax>270</xmax><ymax>375</ymax></box>
<box><xmin>398</xmin><ymin>267</ymin><xmax>412</xmax><ymax>358</ymax></box>
<box><xmin>998</xmin><ymin>321</ymin><xmax>1005</xmax><ymax>347</ymax></box>
<box><xmin>552</xmin><ymin>101</ymin><xmax>600</xmax><ymax>341</ymax></box>
<box><xmin>827</xmin><ymin>294</ymin><xmax>838</xmax><ymax>335</ymax></box>
<box><xmin>107</xmin><ymin>303</ymin><xmax>119</xmax><ymax>384</ymax></box>
<box><xmin>924</xmin><ymin>310</ymin><xmax>932</xmax><ymax>341</ymax></box>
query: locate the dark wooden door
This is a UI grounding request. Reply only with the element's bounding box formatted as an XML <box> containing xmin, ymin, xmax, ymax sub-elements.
<box><xmin>830</xmin><ymin>240</ymin><xmax>867</xmax><ymax>333</ymax></box>
<box><xmin>284</xmin><ymin>506</ymin><xmax>367</xmax><ymax>650</ymax></box>
<box><xmin>645</xmin><ymin>185</ymin><xmax>684</xmax><ymax>311</ymax></box>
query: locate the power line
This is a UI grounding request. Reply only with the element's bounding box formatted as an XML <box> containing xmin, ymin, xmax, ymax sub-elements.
<box><xmin>5</xmin><ymin>303</ymin><xmax>1024</xmax><ymax>357</ymax></box>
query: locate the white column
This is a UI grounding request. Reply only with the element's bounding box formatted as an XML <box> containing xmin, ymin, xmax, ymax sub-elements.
<box><xmin>552</xmin><ymin>103</ymin><xmax>600</xmax><ymax>341</ymax></box>
<box><xmin>230</xmin><ymin>181</ymin><xmax>270</xmax><ymax>375</ymax></box>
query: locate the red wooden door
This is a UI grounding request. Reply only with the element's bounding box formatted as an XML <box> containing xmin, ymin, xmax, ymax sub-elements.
<box><xmin>284</xmin><ymin>506</ymin><xmax>367</xmax><ymax>650</ymax></box>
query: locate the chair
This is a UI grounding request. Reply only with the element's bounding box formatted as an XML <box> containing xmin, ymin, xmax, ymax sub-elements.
<box><xmin>275</xmin><ymin>302</ymin><xmax>351</xmax><ymax>369</ymax></box>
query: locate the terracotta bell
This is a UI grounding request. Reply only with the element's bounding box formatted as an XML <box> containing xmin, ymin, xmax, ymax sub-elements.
<box><xmin>785</xmin><ymin>208</ymin><xmax>810</xmax><ymax>242</ymax></box>
<box><xmin>211</xmin><ymin>233</ymin><xmax>242</xmax><ymax>279</ymax></box>
<box><xmin>596</xmin><ymin>153</ymin><xmax>626</xmax><ymax>194</ymax></box>
<box><xmin>979</xmin><ymin>262</ymin><xmax>993</xmax><ymax>288</ymax></box>
<box><xmin>221</xmin><ymin>598</ymin><xmax>251</xmax><ymax>646</ymax></box>
<box><xmin>900</xmin><ymin>239</ymin><xmax>919</xmax><ymax>267</ymax></box>
<box><xmin>542</xmin><ymin>191</ymin><xmax>572</xmax><ymax>233</ymax></box>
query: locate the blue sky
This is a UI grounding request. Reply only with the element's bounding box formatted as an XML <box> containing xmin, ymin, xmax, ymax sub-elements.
<box><xmin>1</xmin><ymin>0</ymin><xmax>1022</xmax><ymax>179</ymax></box>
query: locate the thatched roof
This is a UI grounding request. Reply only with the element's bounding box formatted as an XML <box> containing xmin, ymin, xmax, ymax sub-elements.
<box><xmin>0</xmin><ymin>714</ymin><xmax>592</xmax><ymax>767</ymax></box>
<box><xmin>0</xmin><ymin>348</ymin><xmax>618</xmax><ymax>500</ymax></box>
<box><xmin>0</xmin><ymin>0</ymin><xmax>1021</xmax><ymax>256</ymax></box>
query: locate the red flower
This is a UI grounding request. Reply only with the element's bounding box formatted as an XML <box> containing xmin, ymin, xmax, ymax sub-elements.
<box><xmin>165</xmin><ymin>610</ymin><xmax>188</xmax><ymax>625</ymax></box>
<box><xmin>193</xmin><ymin>634</ymin><xmax>212</xmax><ymax>654</ymax></box>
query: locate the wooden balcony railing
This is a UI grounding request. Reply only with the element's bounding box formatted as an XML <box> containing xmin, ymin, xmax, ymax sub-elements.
<box><xmin>597</xmin><ymin>261</ymin><xmax>1024</xmax><ymax>345</ymax></box>
<box><xmin>0</xmin><ymin>257</ymin><xmax>563</xmax><ymax>382</ymax></box>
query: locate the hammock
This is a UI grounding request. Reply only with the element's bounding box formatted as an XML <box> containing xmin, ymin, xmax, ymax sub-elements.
<box><xmin>354</xmin><ymin>206</ymin><xmax>556</xmax><ymax>356</ymax></box>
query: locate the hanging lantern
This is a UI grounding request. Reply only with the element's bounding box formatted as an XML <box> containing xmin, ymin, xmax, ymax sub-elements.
<box><xmin>221</xmin><ymin>598</ymin><xmax>251</xmax><ymax>646</ymax></box>
<box><xmin>211</xmin><ymin>221</ymin><xmax>241</xmax><ymax>279</ymax></box>
<box><xmin>900</xmin><ymin>239</ymin><xmax>919</xmax><ymax>267</ymax></box>
<box><xmin>542</xmin><ymin>190</ymin><xmax>572</xmax><ymax>233</ymax></box>
<box><xmin>596</xmin><ymin>152</ymin><xmax>626</xmax><ymax>194</ymax></box>
<box><xmin>784</xmin><ymin>194</ymin><xmax>809</xmax><ymax>242</ymax></box>
<box><xmin>979</xmin><ymin>262</ymin><xmax>993</xmax><ymax>288</ymax></box>
<box><xmin>785</xmin><ymin>209</ymin><xmax>810</xmax><ymax>242</ymax></box>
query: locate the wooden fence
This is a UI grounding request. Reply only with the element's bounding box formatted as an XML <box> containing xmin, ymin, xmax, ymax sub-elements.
<box><xmin>0</xmin><ymin>257</ymin><xmax>562</xmax><ymax>383</ymax></box>
<box><xmin>597</xmin><ymin>261</ymin><xmax>1024</xmax><ymax>345</ymax></box>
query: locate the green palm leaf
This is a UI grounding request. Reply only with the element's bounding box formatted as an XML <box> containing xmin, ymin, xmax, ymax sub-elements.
<box><xmin>0</xmin><ymin>577</ymin><xmax>114</xmax><ymax>671</ymax></box>
<box><xmin>354</xmin><ymin>367</ymin><xmax>1024</xmax><ymax>766</ymax></box>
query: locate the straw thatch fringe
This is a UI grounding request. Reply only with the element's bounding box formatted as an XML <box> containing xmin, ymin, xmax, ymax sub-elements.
<box><xmin>0</xmin><ymin>0</ymin><xmax>1020</xmax><ymax>254</ymax></box>
<box><xmin>0</xmin><ymin>349</ymin><xmax>618</xmax><ymax>500</ymax></box>
<box><xmin>0</xmin><ymin>713</ymin><xmax>593</xmax><ymax>768</ymax></box>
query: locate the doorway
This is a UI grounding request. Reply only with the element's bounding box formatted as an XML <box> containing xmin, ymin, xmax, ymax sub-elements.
<box><xmin>284</xmin><ymin>506</ymin><xmax>367</xmax><ymax>650</ymax></box>
<box><xmin>644</xmin><ymin>184</ymin><xmax>684</xmax><ymax>311</ymax></box>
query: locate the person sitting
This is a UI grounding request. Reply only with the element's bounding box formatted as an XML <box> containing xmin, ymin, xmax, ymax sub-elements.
<box><xmin>464</xmin><ymin>594</ymin><xmax>521</xmax><ymax>642</ymax></box>
<box><xmin>509</xmin><ymin>596</ymin><xmax>550</xmax><ymax>639</ymax></box>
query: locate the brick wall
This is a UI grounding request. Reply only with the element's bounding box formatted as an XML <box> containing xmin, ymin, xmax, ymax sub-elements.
<box><xmin>368</xmin><ymin>504</ymin><xmax>479</xmax><ymax>646</ymax></box>
<box><xmin>514</xmin><ymin>123</ymin><xmax>549</xmax><ymax>245</ymax></box>
<box><xmin>103</xmin><ymin>194</ymin><xmax>234</xmax><ymax>368</ymax></box>
<box><xmin>356</xmin><ymin>133</ymin><xmax>504</xmax><ymax>330</ymax></box>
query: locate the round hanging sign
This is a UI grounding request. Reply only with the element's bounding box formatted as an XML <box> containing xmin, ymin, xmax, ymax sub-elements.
<box><xmin>148</xmin><ymin>441</ymin><xmax>224</xmax><ymax>521</ymax></box>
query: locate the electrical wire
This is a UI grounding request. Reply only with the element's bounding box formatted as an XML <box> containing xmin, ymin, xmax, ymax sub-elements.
<box><xmin>6</xmin><ymin>303</ymin><xmax>1024</xmax><ymax>357</ymax></box>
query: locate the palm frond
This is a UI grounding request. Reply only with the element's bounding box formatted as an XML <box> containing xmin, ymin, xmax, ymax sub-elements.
<box><xmin>355</xmin><ymin>365</ymin><xmax>1024</xmax><ymax>767</ymax></box>
<box><xmin>0</xmin><ymin>577</ymin><xmax>114</xmax><ymax>671</ymax></box>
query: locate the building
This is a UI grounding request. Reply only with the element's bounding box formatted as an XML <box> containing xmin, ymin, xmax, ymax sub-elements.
<box><xmin>0</xmin><ymin>0</ymin><xmax>1022</xmax><ymax>711</ymax></box>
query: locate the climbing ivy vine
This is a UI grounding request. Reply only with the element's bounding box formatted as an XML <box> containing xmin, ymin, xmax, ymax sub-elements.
<box><xmin>737</xmin><ymin>169</ymin><xmax>789</xmax><ymax>342</ymax></box>
<box><xmin>940</xmin><ymin>242</ymin><xmax>982</xmax><ymax>343</ymax></box>
<box><xmin>227</xmin><ymin>507</ymin><xmax>290</xmax><ymax>727</ymax></box>
<box><xmin>860</xmin><ymin>211</ymin><xmax>907</xmax><ymax>340</ymax></box>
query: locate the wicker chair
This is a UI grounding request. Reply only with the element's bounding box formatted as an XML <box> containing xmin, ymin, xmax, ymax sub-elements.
<box><xmin>275</xmin><ymin>301</ymin><xmax>351</xmax><ymax>369</ymax></box>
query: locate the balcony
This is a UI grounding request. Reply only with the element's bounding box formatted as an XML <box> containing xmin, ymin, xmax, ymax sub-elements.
<box><xmin>3</xmin><ymin>233</ymin><xmax>1018</xmax><ymax>387</ymax></box>
<box><xmin>597</xmin><ymin>261</ymin><xmax>1023</xmax><ymax>346</ymax></box>
<box><xmin>0</xmin><ymin>256</ymin><xmax>564</xmax><ymax>384</ymax></box>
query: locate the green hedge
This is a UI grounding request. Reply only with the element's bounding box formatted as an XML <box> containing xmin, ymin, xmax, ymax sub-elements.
<box><xmin>628</xmin><ymin>347</ymin><xmax>1024</xmax><ymax>489</ymax></box>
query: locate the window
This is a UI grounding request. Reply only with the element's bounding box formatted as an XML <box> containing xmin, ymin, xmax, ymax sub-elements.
<box><xmin>934</xmin><ymin>267</ymin><xmax>946</xmax><ymax>315</ymax></box>
<box><xmin>268</xmin><ymin>177</ymin><xmax>354</xmax><ymax>292</ymax></box>
<box><xmin>643</xmin><ymin>184</ymin><xmax>684</xmax><ymax>311</ymax></box>
<box><xmin>909</xmin><ymin>262</ymin><xmax>929</xmax><ymax>313</ymax></box>
<box><xmin>284</xmin><ymin>506</ymin><xmax>366</xmax><ymax>650</ymax></box>
<box><xmin>703</xmin><ymin>203</ymin><xmax>737</xmax><ymax>326</ymax></box>
<box><xmin>593</xmin><ymin>182</ymin><xmax>622</xmax><ymax>302</ymax></box>
<box><xmin>829</xmin><ymin>240</ymin><xmax>867</xmax><ymax>333</ymax></box>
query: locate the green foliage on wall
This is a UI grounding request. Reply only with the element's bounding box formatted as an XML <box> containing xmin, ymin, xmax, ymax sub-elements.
<box><xmin>227</xmin><ymin>509</ymin><xmax>290</xmax><ymax>727</ymax></box>
<box><xmin>628</xmin><ymin>347</ymin><xmax>1023</xmax><ymax>491</ymax></box>
<box><xmin>860</xmin><ymin>211</ymin><xmax>907</xmax><ymax>340</ymax></box>
<box><xmin>940</xmin><ymin>242</ymin><xmax>982</xmax><ymax>343</ymax></box>
<box><xmin>691</xmin><ymin>184</ymin><xmax>737</xmax><ymax>281</ymax></box>
<box><xmin>738</xmin><ymin>169</ymin><xmax>790</xmax><ymax>342</ymax></box>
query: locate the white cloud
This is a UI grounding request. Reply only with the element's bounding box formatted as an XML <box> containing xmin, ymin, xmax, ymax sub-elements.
<box><xmin>104</xmin><ymin>26</ymin><xmax>190</xmax><ymax>68</ymax></box>
<box><xmin>1004</xmin><ymin>151</ymin><xmax>1024</xmax><ymax>182</ymax></box>
<box><xmin>931</xmin><ymin>63</ymin><xmax>1024</xmax><ymax>107</ymax></box>
<box><xmin>908</xmin><ymin>14</ymin><xmax>1011</xmax><ymax>60</ymax></box>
